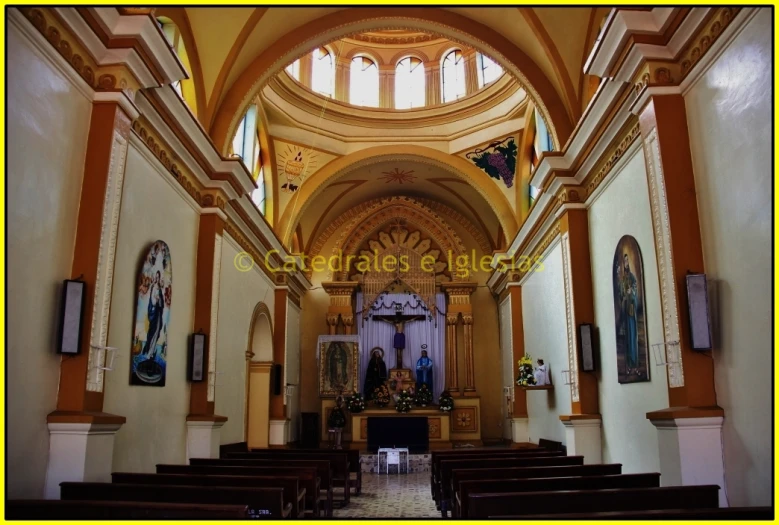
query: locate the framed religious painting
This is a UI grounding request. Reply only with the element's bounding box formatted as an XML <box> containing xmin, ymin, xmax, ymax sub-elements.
<box><xmin>612</xmin><ymin>235</ymin><xmax>649</xmax><ymax>384</ymax></box>
<box><xmin>317</xmin><ymin>335</ymin><xmax>360</xmax><ymax>397</ymax></box>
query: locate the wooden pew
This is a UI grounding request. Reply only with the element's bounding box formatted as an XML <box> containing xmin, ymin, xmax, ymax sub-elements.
<box><xmin>228</xmin><ymin>450</ymin><xmax>351</xmax><ymax>506</ymax></box>
<box><xmin>234</xmin><ymin>448</ymin><xmax>362</xmax><ymax>497</ymax></box>
<box><xmin>455</xmin><ymin>473</ymin><xmax>660</xmax><ymax>517</ymax></box>
<box><xmin>467</xmin><ymin>485</ymin><xmax>721</xmax><ymax>518</ymax></box>
<box><xmin>157</xmin><ymin>464</ymin><xmax>321</xmax><ymax>518</ymax></box>
<box><xmin>6</xmin><ymin>500</ymin><xmax>250</xmax><ymax>519</ymax></box>
<box><xmin>450</xmin><ymin>462</ymin><xmax>623</xmax><ymax>514</ymax></box>
<box><xmin>509</xmin><ymin>507</ymin><xmax>774</xmax><ymax>520</ymax></box>
<box><xmin>437</xmin><ymin>455</ymin><xmax>583</xmax><ymax>516</ymax></box>
<box><xmin>538</xmin><ymin>438</ymin><xmax>564</xmax><ymax>451</ymax></box>
<box><xmin>190</xmin><ymin>457</ymin><xmax>334</xmax><ymax>517</ymax></box>
<box><xmin>60</xmin><ymin>482</ymin><xmax>292</xmax><ymax>519</ymax></box>
<box><xmin>111</xmin><ymin>472</ymin><xmax>306</xmax><ymax>519</ymax></box>
<box><xmin>430</xmin><ymin>448</ymin><xmax>562</xmax><ymax>500</ymax></box>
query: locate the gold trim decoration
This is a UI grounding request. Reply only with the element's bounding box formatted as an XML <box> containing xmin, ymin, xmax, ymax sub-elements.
<box><xmin>679</xmin><ymin>7</ymin><xmax>741</xmax><ymax>78</ymax></box>
<box><xmin>318</xmin><ymin>337</ymin><xmax>360</xmax><ymax>398</ymax></box>
<box><xmin>582</xmin><ymin>120</ymin><xmax>641</xmax><ymax>200</ymax></box>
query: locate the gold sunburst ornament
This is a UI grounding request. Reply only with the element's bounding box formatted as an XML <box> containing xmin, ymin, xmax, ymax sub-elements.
<box><xmin>379</xmin><ymin>168</ymin><xmax>416</xmax><ymax>184</ymax></box>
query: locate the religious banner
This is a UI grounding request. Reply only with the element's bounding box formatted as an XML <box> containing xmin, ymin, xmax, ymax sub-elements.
<box><xmin>130</xmin><ymin>240</ymin><xmax>172</xmax><ymax>386</ymax></box>
<box><xmin>612</xmin><ymin>235</ymin><xmax>649</xmax><ymax>384</ymax></box>
<box><xmin>317</xmin><ymin>335</ymin><xmax>360</xmax><ymax>397</ymax></box>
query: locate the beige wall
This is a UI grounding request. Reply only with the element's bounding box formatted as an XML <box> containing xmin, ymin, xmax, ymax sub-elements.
<box><xmin>103</xmin><ymin>142</ymin><xmax>198</xmax><ymax>473</ymax></box>
<box><xmin>6</xmin><ymin>20</ymin><xmax>92</xmax><ymax>498</ymax></box>
<box><xmin>684</xmin><ymin>8</ymin><xmax>772</xmax><ymax>506</ymax></box>
<box><xmin>522</xmin><ymin>242</ymin><xmax>570</xmax><ymax>444</ymax></box>
<box><xmin>588</xmin><ymin>145</ymin><xmax>667</xmax><ymax>473</ymax></box>
<box><xmin>285</xmin><ymin>300</ymin><xmax>302</xmax><ymax>442</ymax></box>
<box><xmin>214</xmin><ymin>237</ymin><xmax>276</xmax><ymax>444</ymax></box>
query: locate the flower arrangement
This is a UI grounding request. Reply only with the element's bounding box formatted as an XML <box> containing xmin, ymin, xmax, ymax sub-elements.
<box><xmin>395</xmin><ymin>389</ymin><xmax>413</xmax><ymax>413</ymax></box>
<box><xmin>438</xmin><ymin>391</ymin><xmax>454</xmax><ymax>412</ymax></box>
<box><xmin>328</xmin><ymin>400</ymin><xmax>347</xmax><ymax>429</ymax></box>
<box><xmin>345</xmin><ymin>391</ymin><xmax>365</xmax><ymax>413</ymax></box>
<box><xmin>373</xmin><ymin>383</ymin><xmax>391</xmax><ymax>408</ymax></box>
<box><xmin>516</xmin><ymin>355</ymin><xmax>537</xmax><ymax>386</ymax></box>
<box><xmin>415</xmin><ymin>384</ymin><xmax>433</xmax><ymax>407</ymax></box>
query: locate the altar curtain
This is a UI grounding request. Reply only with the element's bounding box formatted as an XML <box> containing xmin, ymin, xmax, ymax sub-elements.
<box><xmin>355</xmin><ymin>292</ymin><xmax>446</xmax><ymax>398</ymax></box>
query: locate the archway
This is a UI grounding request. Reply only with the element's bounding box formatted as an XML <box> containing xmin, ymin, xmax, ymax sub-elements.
<box><xmin>277</xmin><ymin>145</ymin><xmax>519</xmax><ymax>247</ymax></box>
<box><xmin>245</xmin><ymin>303</ymin><xmax>273</xmax><ymax>448</ymax></box>
<box><xmin>210</xmin><ymin>8</ymin><xmax>574</xmax><ymax>156</ymax></box>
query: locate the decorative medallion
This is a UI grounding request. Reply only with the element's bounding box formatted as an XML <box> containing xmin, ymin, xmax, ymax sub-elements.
<box><xmin>279</xmin><ymin>145</ymin><xmax>319</xmax><ymax>193</ymax></box>
<box><xmin>466</xmin><ymin>137</ymin><xmax>518</xmax><ymax>188</ymax></box>
<box><xmin>451</xmin><ymin>407</ymin><xmax>478</xmax><ymax>432</ymax></box>
<box><xmin>378</xmin><ymin>168</ymin><xmax>416</xmax><ymax>184</ymax></box>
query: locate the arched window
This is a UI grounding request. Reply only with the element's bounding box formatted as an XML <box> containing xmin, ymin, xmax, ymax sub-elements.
<box><xmin>349</xmin><ymin>56</ymin><xmax>379</xmax><ymax>107</ymax></box>
<box><xmin>311</xmin><ymin>47</ymin><xmax>334</xmax><ymax>97</ymax></box>
<box><xmin>286</xmin><ymin>59</ymin><xmax>300</xmax><ymax>81</ymax></box>
<box><xmin>395</xmin><ymin>57</ymin><xmax>425</xmax><ymax>109</ymax></box>
<box><xmin>441</xmin><ymin>49</ymin><xmax>465</xmax><ymax>103</ymax></box>
<box><xmin>477</xmin><ymin>53</ymin><xmax>503</xmax><ymax>88</ymax></box>
<box><xmin>231</xmin><ymin>105</ymin><xmax>266</xmax><ymax>216</ymax></box>
<box><xmin>156</xmin><ymin>17</ymin><xmax>197</xmax><ymax>114</ymax></box>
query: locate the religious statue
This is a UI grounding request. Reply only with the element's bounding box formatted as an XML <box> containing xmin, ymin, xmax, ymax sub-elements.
<box><xmin>415</xmin><ymin>349</ymin><xmax>433</xmax><ymax>392</ymax></box>
<box><xmin>534</xmin><ymin>359</ymin><xmax>550</xmax><ymax>386</ymax></box>
<box><xmin>618</xmin><ymin>251</ymin><xmax>640</xmax><ymax>375</ymax></box>
<box><xmin>375</xmin><ymin>312</ymin><xmax>426</xmax><ymax>368</ymax></box>
<box><xmin>363</xmin><ymin>348</ymin><xmax>388</xmax><ymax>399</ymax></box>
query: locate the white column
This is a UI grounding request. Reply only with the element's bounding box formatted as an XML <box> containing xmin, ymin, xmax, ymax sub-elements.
<box><xmin>561</xmin><ymin>417</ymin><xmax>602</xmax><ymax>464</ymax></box>
<box><xmin>650</xmin><ymin>416</ymin><xmax>728</xmax><ymax>507</ymax></box>
<box><xmin>186</xmin><ymin>419</ymin><xmax>225</xmax><ymax>460</ymax></box>
<box><xmin>269</xmin><ymin>419</ymin><xmax>290</xmax><ymax>446</ymax></box>
<box><xmin>511</xmin><ymin>417</ymin><xmax>529</xmax><ymax>443</ymax></box>
<box><xmin>44</xmin><ymin>422</ymin><xmax>122</xmax><ymax>499</ymax></box>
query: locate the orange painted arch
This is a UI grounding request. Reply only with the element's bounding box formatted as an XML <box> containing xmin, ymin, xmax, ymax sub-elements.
<box><xmin>276</xmin><ymin>145</ymin><xmax>519</xmax><ymax>248</ymax></box>
<box><xmin>209</xmin><ymin>8</ymin><xmax>574</xmax><ymax>156</ymax></box>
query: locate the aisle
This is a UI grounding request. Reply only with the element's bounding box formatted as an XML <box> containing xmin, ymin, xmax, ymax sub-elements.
<box><xmin>333</xmin><ymin>472</ymin><xmax>440</xmax><ymax>518</ymax></box>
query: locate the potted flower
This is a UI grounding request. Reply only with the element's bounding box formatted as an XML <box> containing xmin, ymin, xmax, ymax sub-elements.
<box><xmin>345</xmin><ymin>391</ymin><xmax>365</xmax><ymax>413</ymax></box>
<box><xmin>516</xmin><ymin>355</ymin><xmax>537</xmax><ymax>387</ymax></box>
<box><xmin>328</xmin><ymin>395</ymin><xmax>347</xmax><ymax>449</ymax></box>
<box><xmin>415</xmin><ymin>384</ymin><xmax>433</xmax><ymax>407</ymax></box>
<box><xmin>395</xmin><ymin>389</ymin><xmax>413</xmax><ymax>413</ymax></box>
<box><xmin>438</xmin><ymin>390</ymin><xmax>454</xmax><ymax>412</ymax></box>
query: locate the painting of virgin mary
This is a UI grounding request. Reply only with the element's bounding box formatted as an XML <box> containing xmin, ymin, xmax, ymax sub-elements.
<box><xmin>130</xmin><ymin>240</ymin><xmax>172</xmax><ymax>386</ymax></box>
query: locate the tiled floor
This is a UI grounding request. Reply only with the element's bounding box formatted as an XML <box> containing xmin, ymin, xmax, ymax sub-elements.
<box><xmin>333</xmin><ymin>472</ymin><xmax>440</xmax><ymax>519</ymax></box>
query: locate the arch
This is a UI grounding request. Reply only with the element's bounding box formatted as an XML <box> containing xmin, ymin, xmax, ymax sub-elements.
<box><xmin>388</xmin><ymin>49</ymin><xmax>430</xmax><ymax>66</ymax></box>
<box><xmin>210</xmin><ymin>8</ymin><xmax>574</xmax><ymax>155</ymax></box>
<box><xmin>346</xmin><ymin>47</ymin><xmax>384</xmax><ymax>66</ymax></box>
<box><xmin>247</xmin><ymin>302</ymin><xmax>273</xmax><ymax>362</ymax></box>
<box><xmin>276</xmin><ymin>145</ymin><xmax>519</xmax><ymax>247</ymax></box>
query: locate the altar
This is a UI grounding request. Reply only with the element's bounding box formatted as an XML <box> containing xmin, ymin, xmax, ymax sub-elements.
<box><xmin>350</xmin><ymin>408</ymin><xmax>451</xmax><ymax>449</ymax></box>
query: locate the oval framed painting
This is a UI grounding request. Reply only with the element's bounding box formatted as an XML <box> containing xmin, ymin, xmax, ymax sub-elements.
<box><xmin>130</xmin><ymin>240</ymin><xmax>172</xmax><ymax>386</ymax></box>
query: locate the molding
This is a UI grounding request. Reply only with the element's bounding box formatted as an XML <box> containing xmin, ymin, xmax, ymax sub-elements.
<box><xmin>560</xmin><ymin>231</ymin><xmax>580</xmax><ymax>403</ymax></box>
<box><xmin>207</xmin><ymin>233</ymin><xmax>223</xmax><ymax>403</ymax></box>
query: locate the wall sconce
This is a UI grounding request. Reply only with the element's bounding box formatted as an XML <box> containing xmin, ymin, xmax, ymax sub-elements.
<box><xmin>91</xmin><ymin>345</ymin><xmax>120</xmax><ymax>371</ymax></box>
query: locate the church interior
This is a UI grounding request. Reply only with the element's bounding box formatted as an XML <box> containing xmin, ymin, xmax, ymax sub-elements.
<box><xmin>6</xmin><ymin>5</ymin><xmax>773</xmax><ymax>519</ymax></box>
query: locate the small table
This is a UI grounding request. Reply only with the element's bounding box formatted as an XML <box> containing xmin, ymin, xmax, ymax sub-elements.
<box><xmin>377</xmin><ymin>447</ymin><xmax>409</xmax><ymax>474</ymax></box>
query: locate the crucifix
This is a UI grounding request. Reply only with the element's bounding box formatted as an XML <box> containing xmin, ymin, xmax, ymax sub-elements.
<box><xmin>373</xmin><ymin>309</ymin><xmax>426</xmax><ymax>369</ymax></box>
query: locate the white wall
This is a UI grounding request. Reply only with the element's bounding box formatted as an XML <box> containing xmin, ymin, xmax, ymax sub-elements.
<box><xmin>588</xmin><ymin>144</ymin><xmax>668</xmax><ymax>474</ymax></box>
<box><xmin>684</xmin><ymin>9</ymin><xmax>772</xmax><ymax>506</ymax></box>
<box><xmin>7</xmin><ymin>20</ymin><xmax>92</xmax><ymax>498</ymax></box>
<box><xmin>215</xmin><ymin>237</ymin><xmax>275</xmax><ymax>445</ymax></box>
<box><xmin>285</xmin><ymin>300</ymin><xmax>302</xmax><ymax>442</ymax></box>
<box><xmin>522</xmin><ymin>242</ymin><xmax>570</xmax><ymax>445</ymax></box>
<box><xmin>103</xmin><ymin>142</ymin><xmax>198</xmax><ymax>473</ymax></box>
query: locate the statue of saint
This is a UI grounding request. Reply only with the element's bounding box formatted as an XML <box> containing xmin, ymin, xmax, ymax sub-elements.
<box><xmin>363</xmin><ymin>348</ymin><xmax>387</xmax><ymax>399</ymax></box>
<box><xmin>534</xmin><ymin>359</ymin><xmax>550</xmax><ymax>386</ymax></box>
<box><xmin>375</xmin><ymin>313</ymin><xmax>426</xmax><ymax>368</ymax></box>
<box><xmin>415</xmin><ymin>349</ymin><xmax>433</xmax><ymax>392</ymax></box>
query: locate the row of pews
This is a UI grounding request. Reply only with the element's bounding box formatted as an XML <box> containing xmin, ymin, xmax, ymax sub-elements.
<box><xmin>8</xmin><ymin>444</ymin><xmax>360</xmax><ymax>519</ymax></box>
<box><xmin>431</xmin><ymin>443</ymin><xmax>773</xmax><ymax>519</ymax></box>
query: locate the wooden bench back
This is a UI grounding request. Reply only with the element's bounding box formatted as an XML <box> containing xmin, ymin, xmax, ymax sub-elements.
<box><xmin>60</xmin><ymin>482</ymin><xmax>290</xmax><ymax>519</ymax></box>
<box><xmin>456</xmin><ymin>473</ymin><xmax>660</xmax><ymax>518</ymax></box>
<box><xmin>508</xmin><ymin>507</ymin><xmax>773</xmax><ymax>520</ymax></box>
<box><xmin>156</xmin><ymin>464</ymin><xmax>319</xmax><ymax>516</ymax></box>
<box><xmin>440</xmin><ymin>455</ymin><xmax>584</xmax><ymax>500</ymax></box>
<box><xmin>6</xmin><ymin>500</ymin><xmax>250</xmax><ymax>519</ymax></box>
<box><xmin>111</xmin><ymin>473</ymin><xmax>302</xmax><ymax>518</ymax></box>
<box><xmin>239</xmin><ymin>448</ymin><xmax>361</xmax><ymax>473</ymax></box>
<box><xmin>228</xmin><ymin>451</ymin><xmax>348</xmax><ymax>480</ymax></box>
<box><xmin>467</xmin><ymin>485</ymin><xmax>720</xmax><ymax>518</ymax></box>
<box><xmin>191</xmin><ymin>457</ymin><xmax>332</xmax><ymax>489</ymax></box>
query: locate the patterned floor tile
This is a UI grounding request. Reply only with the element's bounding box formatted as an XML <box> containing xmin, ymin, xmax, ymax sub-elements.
<box><xmin>333</xmin><ymin>472</ymin><xmax>439</xmax><ymax>518</ymax></box>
